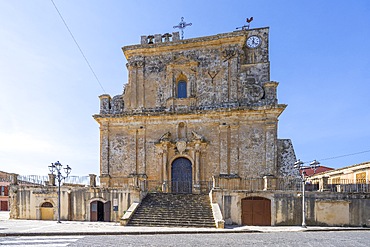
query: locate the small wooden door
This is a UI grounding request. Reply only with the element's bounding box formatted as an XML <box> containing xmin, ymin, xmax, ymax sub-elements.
<box><xmin>91</xmin><ymin>201</ymin><xmax>111</xmax><ymax>222</ymax></box>
<box><xmin>104</xmin><ymin>201</ymin><xmax>111</xmax><ymax>222</ymax></box>
<box><xmin>90</xmin><ymin>201</ymin><xmax>98</xmax><ymax>221</ymax></box>
<box><xmin>242</xmin><ymin>197</ymin><xmax>271</xmax><ymax>226</ymax></box>
<box><xmin>171</xmin><ymin>158</ymin><xmax>192</xmax><ymax>193</ymax></box>
<box><xmin>40</xmin><ymin>202</ymin><xmax>54</xmax><ymax>220</ymax></box>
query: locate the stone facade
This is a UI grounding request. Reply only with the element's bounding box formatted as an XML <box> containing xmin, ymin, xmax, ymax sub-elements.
<box><xmin>8</xmin><ymin>183</ymin><xmax>140</xmax><ymax>222</ymax></box>
<box><xmin>210</xmin><ymin>190</ymin><xmax>370</xmax><ymax>226</ymax></box>
<box><xmin>93</xmin><ymin>28</ymin><xmax>296</xmax><ymax>191</ymax></box>
<box><xmin>8</xmin><ymin>27</ymin><xmax>369</xmax><ymax>227</ymax></box>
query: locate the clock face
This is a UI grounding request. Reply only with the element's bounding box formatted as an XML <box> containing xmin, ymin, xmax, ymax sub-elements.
<box><xmin>246</xmin><ymin>35</ymin><xmax>261</xmax><ymax>48</ymax></box>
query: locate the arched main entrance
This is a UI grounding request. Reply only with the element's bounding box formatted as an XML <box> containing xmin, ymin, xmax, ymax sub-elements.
<box><xmin>171</xmin><ymin>157</ymin><xmax>192</xmax><ymax>193</ymax></box>
<box><xmin>90</xmin><ymin>200</ymin><xmax>111</xmax><ymax>222</ymax></box>
<box><xmin>40</xmin><ymin>202</ymin><xmax>54</xmax><ymax>220</ymax></box>
<box><xmin>241</xmin><ymin>197</ymin><xmax>271</xmax><ymax>226</ymax></box>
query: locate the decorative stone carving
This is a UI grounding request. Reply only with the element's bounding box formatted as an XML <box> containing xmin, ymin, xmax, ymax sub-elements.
<box><xmin>245</xmin><ymin>84</ymin><xmax>264</xmax><ymax>102</ymax></box>
<box><xmin>191</xmin><ymin>131</ymin><xmax>204</xmax><ymax>141</ymax></box>
<box><xmin>111</xmin><ymin>95</ymin><xmax>124</xmax><ymax>114</ymax></box>
<box><xmin>99</xmin><ymin>94</ymin><xmax>111</xmax><ymax>114</ymax></box>
<box><xmin>128</xmin><ymin>57</ymin><xmax>145</xmax><ymax>68</ymax></box>
<box><xmin>159</xmin><ymin>132</ymin><xmax>171</xmax><ymax>142</ymax></box>
<box><xmin>222</xmin><ymin>47</ymin><xmax>237</xmax><ymax>61</ymax></box>
<box><xmin>176</xmin><ymin>140</ymin><xmax>187</xmax><ymax>154</ymax></box>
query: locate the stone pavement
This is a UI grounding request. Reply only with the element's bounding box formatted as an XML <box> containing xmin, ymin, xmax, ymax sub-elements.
<box><xmin>0</xmin><ymin>211</ymin><xmax>368</xmax><ymax>237</ymax></box>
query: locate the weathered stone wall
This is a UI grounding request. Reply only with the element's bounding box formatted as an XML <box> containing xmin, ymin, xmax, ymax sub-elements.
<box><xmin>96</xmin><ymin>106</ymin><xmax>285</xmax><ymax>189</ymax></box>
<box><xmin>120</xmin><ymin>28</ymin><xmax>270</xmax><ymax>111</ymax></box>
<box><xmin>9</xmin><ymin>185</ymin><xmax>140</xmax><ymax>222</ymax></box>
<box><xmin>211</xmin><ymin>190</ymin><xmax>370</xmax><ymax>226</ymax></box>
<box><xmin>94</xmin><ymin>28</ymin><xmax>294</xmax><ymax>189</ymax></box>
<box><xmin>277</xmin><ymin>139</ymin><xmax>298</xmax><ymax>177</ymax></box>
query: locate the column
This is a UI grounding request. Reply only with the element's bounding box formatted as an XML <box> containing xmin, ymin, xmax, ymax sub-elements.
<box><xmin>137</xmin><ymin>61</ymin><xmax>145</xmax><ymax>108</ymax></box>
<box><xmin>100</xmin><ymin>122</ymin><xmax>109</xmax><ymax>176</ymax></box>
<box><xmin>162</xmin><ymin>145</ymin><xmax>169</xmax><ymax>193</ymax></box>
<box><xmin>195</xmin><ymin>143</ymin><xmax>201</xmax><ymax>185</ymax></box>
<box><xmin>265</xmin><ymin>123</ymin><xmax>277</xmax><ymax>175</ymax></box>
<box><xmin>137</xmin><ymin>128</ymin><xmax>146</xmax><ymax>175</ymax></box>
<box><xmin>128</xmin><ymin>63</ymin><xmax>137</xmax><ymax>109</ymax></box>
<box><xmin>230</xmin><ymin>125</ymin><xmax>239</xmax><ymax>175</ymax></box>
<box><xmin>219</xmin><ymin>124</ymin><xmax>228</xmax><ymax>174</ymax></box>
<box><xmin>162</xmin><ymin>148</ymin><xmax>168</xmax><ymax>182</ymax></box>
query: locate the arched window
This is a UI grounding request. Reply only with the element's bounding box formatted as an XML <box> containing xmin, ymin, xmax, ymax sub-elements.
<box><xmin>177</xmin><ymin>80</ymin><xmax>187</xmax><ymax>98</ymax></box>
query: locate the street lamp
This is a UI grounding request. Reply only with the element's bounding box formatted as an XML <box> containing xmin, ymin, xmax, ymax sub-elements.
<box><xmin>294</xmin><ymin>159</ymin><xmax>320</xmax><ymax>228</ymax></box>
<box><xmin>49</xmin><ymin>161</ymin><xmax>71</xmax><ymax>223</ymax></box>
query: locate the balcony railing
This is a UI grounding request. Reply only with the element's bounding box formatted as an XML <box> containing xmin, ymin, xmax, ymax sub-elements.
<box><xmin>327</xmin><ymin>179</ymin><xmax>370</xmax><ymax>193</ymax></box>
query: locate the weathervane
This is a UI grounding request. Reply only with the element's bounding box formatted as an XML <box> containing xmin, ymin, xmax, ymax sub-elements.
<box><xmin>236</xmin><ymin>17</ymin><xmax>253</xmax><ymax>30</ymax></box>
<box><xmin>173</xmin><ymin>17</ymin><xmax>192</xmax><ymax>40</ymax></box>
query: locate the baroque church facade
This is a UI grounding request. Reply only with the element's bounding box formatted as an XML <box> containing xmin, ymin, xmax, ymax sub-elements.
<box><xmin>9</xmin><ymin>27</ymin><xmax>369</xmax><ymax>227</ymax></box>
<box><xmin>94</xmin><ymin>27</ymin><xmax>296</xmax><ymax>194</ymax></box>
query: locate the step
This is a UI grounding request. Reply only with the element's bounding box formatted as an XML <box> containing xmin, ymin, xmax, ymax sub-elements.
<box><xmin>128</xmin><ymin>193</ymin><xmax>215</xmax><ymax>228</ymax></box>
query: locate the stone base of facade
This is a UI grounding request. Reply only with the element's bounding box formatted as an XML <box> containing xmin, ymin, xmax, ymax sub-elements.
<box><xmin>211</xmin><ymin>189</ymin><xmax>370</xmax><ymax>227</ymax></box>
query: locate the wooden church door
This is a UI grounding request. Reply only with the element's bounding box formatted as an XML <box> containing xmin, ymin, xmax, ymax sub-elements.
<box><xmin>171</xmin><ymin>158</ymin><xmax>192</xmax><ymax>193</ymax></box>
<box><xmin>242</xmin><ymin>197</ymin><xmax>271</xmax><ymax>226</ymax></box>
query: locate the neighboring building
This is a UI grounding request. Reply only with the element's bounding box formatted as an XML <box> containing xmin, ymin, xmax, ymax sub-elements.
<box><xmin>0</xmin><ymin>171</ymin><xmax>13</xmax><ymax>211</ymax></box>
<box><xmin>308</xmin><ymin>161</ymin><xmax>370</xmax><ymax>193</ymax></box>
<box><xmin>8</xmin><ymin>27</ymin><xmax>370</xmax><ymax>227</ymax></box>
<box><xmin>300</xmin><ymin>165</ymin><xmax>334</xmax><ymax>177</ymax></box>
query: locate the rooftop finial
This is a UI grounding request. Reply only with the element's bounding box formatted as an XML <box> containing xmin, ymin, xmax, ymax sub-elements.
<box><xmin>173</xmin><ymin>17</ymin><xmax>192</xmax><ymax>40</ymax></box>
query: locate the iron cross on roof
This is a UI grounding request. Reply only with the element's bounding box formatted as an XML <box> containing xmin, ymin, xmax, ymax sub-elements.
<box><xmin>173</xmin><ymin>17</ymin><xmax>192</xmax><ymax>40</ymax></box>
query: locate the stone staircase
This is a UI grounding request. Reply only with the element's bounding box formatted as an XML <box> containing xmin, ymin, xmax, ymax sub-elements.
<box><xmin>127</xmin><ymin>193</ymin><xmax>216</xmax><ymax>228</ymax></box>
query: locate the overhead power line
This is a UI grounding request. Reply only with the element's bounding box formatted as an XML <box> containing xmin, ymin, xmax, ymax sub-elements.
<box><xmin>302</xmin><ymin>149</ymin><xmax>370</xmax><ymax>165</ymax></box>
<box><xmin>318</xmin><ymin>149</ymin><xmax>370</xmax><ymax>162</ymax></box>
<box><xmin>50</xmin><ymin>0</ymin><xmax>106</xmax><ymax>93</ymax></box>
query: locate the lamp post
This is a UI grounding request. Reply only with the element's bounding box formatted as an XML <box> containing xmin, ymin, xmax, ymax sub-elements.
<box><xmin>49</xmin><ymin>161</ymin><xmax>71</xmax><ymax>223</ymax></box>
<box><xmin>294</xmin><ymin>159</ymin><xmax>320</xmax><ymax>228</ymax></box>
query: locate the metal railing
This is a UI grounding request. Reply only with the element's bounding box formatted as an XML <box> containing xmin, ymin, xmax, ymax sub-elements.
<box><xmin>17</xmin><ymin>175</ymin><xmax>99</xmax><ymax>186</ymax></box>
<box><xmin>13</xmin><ymin>175</ymin><xmax>369</xmax><ymax>193</ymax></box>
<box><xmin>327</xmin><ymin>179</ymin><xmax>370</xmax><ymax>193</ymax></box>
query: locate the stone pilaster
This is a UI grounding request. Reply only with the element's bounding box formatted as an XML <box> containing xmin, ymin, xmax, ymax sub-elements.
<box><xmin>194</xmin><ymin>143</ymin><xmax>201</xmax><ymax>184</ymax></box>
<box><xmin>100</xmin><ymin>122</ymin><xmax>110</xmax><ymax>176</ymax></box>
<box><xmin>137</xmin><ymin>128</ymin><xmax>146</xmax><ymax>175</ymax></box>
<box><xmin>230</xmin><ymin>125</ymin><xmax>239</xmax><ymax>175</ymax></box>
<box><xmin>219</xmin><ymin>124</ymin><xmax>228</xmax><ymax>174</ymax></box>
<box><xmin>265</xmin><ymin>123</ymin><xmax>277</xmax><ymax>176</ymax></box>
<box><xmin>137</xmin><ymin>62</ymin><xmax>145</xmax><ymax>108</ymax></box>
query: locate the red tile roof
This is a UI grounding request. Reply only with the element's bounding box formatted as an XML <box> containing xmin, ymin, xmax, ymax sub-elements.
<box><xmin>300</xmin><ymin>166</ymin><xmax>334</xmax><ymax>177</ymax></box>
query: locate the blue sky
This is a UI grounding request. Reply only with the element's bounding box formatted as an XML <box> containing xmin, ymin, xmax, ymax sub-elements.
<box><xmin>0</xmin><ymin>0</ymin><xmax>369</xmax><ymax>176</ymax></box>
